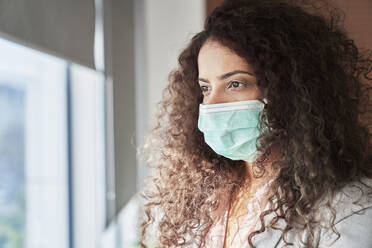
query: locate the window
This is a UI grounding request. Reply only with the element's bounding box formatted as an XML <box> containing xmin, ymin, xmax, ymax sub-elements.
<box><xmin>0</xmin><ymin>37</ymin><xmax>69</xmax><ymax>248</ymax></box>
<box><xmin>0</xmin><ymin>37</ymin><xmax>106</xmax><ymax>248</ymax></box>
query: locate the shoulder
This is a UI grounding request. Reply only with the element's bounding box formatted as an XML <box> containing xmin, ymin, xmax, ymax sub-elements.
<box><xmin>324</xmin><ymin>177</ymin><xmax>372</xmax><ymax>224</ymax></box>
<box><xmin>250</xmin><ymin>177</ymin><xmax>372</xmax><ymax>248</ymax></box>
<box><xmin>319</xmin><ymin>177</ymin><xmax>372</xmax><ymax>247</ymax></box>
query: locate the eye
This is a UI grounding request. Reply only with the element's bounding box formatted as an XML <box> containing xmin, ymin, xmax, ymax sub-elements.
<box><xmin>227</xmin><ymin>80</ymin><xmax>247</xmax><ymax>89</ymax></box>
<box><xmin>200</xmin><ymin>85</ymin><xmax>210</xmax><ymax>94</ymax></box>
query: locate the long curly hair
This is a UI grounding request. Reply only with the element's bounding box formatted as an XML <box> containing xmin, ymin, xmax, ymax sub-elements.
<box><xmin>137</xmin><ymin>0</ymin><xmax>372</xmax><ymax>247</ymax></box>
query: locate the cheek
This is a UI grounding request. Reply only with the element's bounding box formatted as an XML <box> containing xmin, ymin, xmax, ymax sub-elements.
<box><xmin>231</xmin><ymin>86</ymin><xmax>261</xmax><ymax>101</ymax></box>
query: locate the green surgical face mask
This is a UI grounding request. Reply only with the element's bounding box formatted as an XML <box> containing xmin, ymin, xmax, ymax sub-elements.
<box><xmin>197</xmin><ymin>98</ymin><xmax>267</xmax><ymax>162</ymax></box>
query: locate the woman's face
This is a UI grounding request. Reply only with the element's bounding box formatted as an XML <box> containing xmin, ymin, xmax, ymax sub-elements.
<box><xmin>197</xmin><ymin>39</ymin><xmax>262</xmax><ymax>104</ymax></box>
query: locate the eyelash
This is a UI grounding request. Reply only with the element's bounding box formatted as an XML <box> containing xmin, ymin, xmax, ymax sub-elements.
<box><xmin>200</xmin><ymin>80</ymin><xmax>247</xmax><ymax>93</ymax></box>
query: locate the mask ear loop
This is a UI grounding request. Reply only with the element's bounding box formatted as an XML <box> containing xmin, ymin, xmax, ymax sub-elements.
<box><xmin>260</xmin><ymin>98</ymin><xmax>270</xmax><ymax>134</ymax></box>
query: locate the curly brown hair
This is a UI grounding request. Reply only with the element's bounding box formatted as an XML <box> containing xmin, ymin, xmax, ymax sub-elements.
<box><xmin>137</xmin><ymin>0</ymin><xmax>372</xmax><ymax>247</ymax></box>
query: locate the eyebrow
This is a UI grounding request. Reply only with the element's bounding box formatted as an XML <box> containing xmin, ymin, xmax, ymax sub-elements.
<box><xmin>198</xmin><ymin>70</ymin><xmax>255</xmax><ymax>83</ymax></box>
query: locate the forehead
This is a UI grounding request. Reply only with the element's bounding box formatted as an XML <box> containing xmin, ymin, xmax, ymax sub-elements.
<box><xmin>197</xmin><ymin>39</ymin><xmax>252</xmax><ymax>74</ymax></box>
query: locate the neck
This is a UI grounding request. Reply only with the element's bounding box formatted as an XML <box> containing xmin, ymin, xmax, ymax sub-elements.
<box><xmin>243</xmin><ymin>161</ymin><xmax>273</xmax><ymax>190</ymax></box>
<box><xmin>228</xmin><ymin>157</ymin><xmax>279</xmax><ymax>218</ymax></box>
<box><xmin>243</xmin><ymin>148</ymin><xmax>280</xmax><ymax>192</ymax></box>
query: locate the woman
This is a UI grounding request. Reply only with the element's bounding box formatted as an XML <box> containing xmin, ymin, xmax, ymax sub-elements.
<box><xmin>138</xmin><ymin>0</ymin><xmax>372</xmax><ymax>247</ymax></box>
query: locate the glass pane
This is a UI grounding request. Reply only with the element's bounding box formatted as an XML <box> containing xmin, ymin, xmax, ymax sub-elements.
<box><xmin>0</xmin><ymin>37</ymin><xmax>69</xmax><ymax>248</ymax></box>
<box><xmin>0</xmin><ymin>85</ymin><xmax>25</xmax><ymax>248</ymax></box>
<box><xmin>69</xmin><ymin>63</ymin><xmax>106</xmax><ymax>248</ymax></box>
